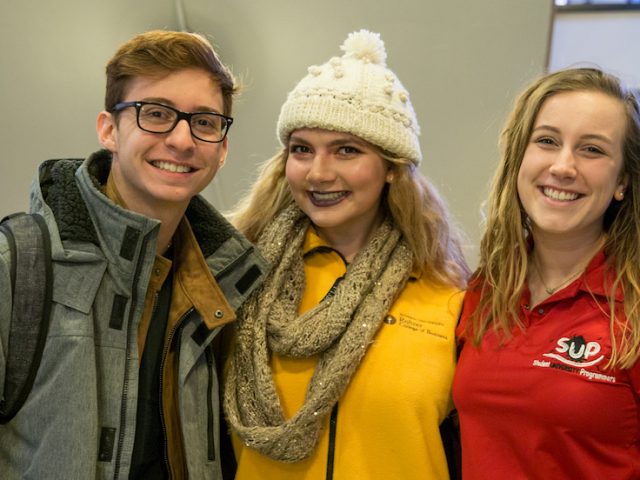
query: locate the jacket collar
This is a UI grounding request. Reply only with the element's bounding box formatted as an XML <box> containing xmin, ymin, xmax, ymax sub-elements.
<box><xmin>35</xmin><ymin>149</ymin><xmax>250</xmax><ymax>263</ymax></box>
<box><xmin>302</xmin><ymin>226</ymin><xmax>419</xmax><ymax>279</ymax></box>
<box><xmin>577</xmin><ymin>249</ymin><xmax>623</xmax><ymax>302</ymax></box>
<box><xmin>34</xmin><ymin>150</ymin><xmax>269</xmax><ymax>311</ymax></box>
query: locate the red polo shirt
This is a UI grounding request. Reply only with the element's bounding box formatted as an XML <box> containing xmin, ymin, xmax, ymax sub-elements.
<box><xmin>453</xmin><ymin>251</ymin><xmax>640</xmax><ymax>480</ymax></box>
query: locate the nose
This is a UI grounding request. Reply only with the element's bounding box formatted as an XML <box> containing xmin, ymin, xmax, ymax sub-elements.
<box><xmin>548</xmin><ymin>146</ymin><xmax>577</xmax><ymax>179</ymax></box>
<box><xmin>165</xmin><ymin>118</ymin><xmax>196</xmax><ymax>151</ymax></box>
<box><xmin>306</xmin><ymin>153</ymin><xmax>336</xmax><ymax>184</ymax></box>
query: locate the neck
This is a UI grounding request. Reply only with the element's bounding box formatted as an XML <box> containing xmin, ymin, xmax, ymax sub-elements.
<box><xmin>127</xmin><ymin>200</ymin><xmax>185</xmax><ymax>255</ymax></box>
<box><xmin>528</xmin><ymin>230</ymin><xmax>604</xmax><ymax>305</ymax></box>
<box><xmin>315</xmin><ymin>213</ymin><xmax>383</xmax><ymax>263</ymax></box>
<box><xmin>156</xmin><ymin>216</ymin><xmax>181</xmax><ymax>255</ymax></box>
<box><xmin>107</xmin><ymin>168</ymin><xmax>187</xmax><ymax>255</ymax></box>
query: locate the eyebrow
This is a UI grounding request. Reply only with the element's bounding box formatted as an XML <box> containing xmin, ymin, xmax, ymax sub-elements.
<box><xmin>531</xmin><ymin>125</ymin><xmax>615</xmax><ymax>145</ymax></box>
<box><xmin>140</xmin><ymin>97</ymin><xmax>222</xmax><ymax>114</ymax></box>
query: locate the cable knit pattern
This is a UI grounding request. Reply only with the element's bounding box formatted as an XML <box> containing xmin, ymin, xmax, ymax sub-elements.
<box><xmin>224</xmin><ymin>203</ymin><xmax>414</xmax><ymax>461</ymax></box>
<box><xmin>276</xmin><ymin>29</ymin><xmax>422</xmax><ymax>165</ymax></box>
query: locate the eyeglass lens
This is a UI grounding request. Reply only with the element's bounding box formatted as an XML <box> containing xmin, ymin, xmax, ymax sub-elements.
<box><xmin>138</xmin><ymin>103</ymin><xmax>229</xmax><ymax>142</ymax></box>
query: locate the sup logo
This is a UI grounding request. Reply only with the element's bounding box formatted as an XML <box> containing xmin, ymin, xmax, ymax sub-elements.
<box><xmin>542</xmin><ymin>335</ymin><xmax>604</xmax><ymax>367</ymax></box>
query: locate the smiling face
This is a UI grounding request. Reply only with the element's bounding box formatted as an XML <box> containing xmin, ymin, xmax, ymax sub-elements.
<box><xmin>96</xmin><ymin>68</ymin><xmax>228</xmax><ymax>219</ymax></box>
<box><xmin>517</xmin><ymin>90</ymin><xmax>627</xmax><ymax>245</ymax></box>
<box><xmin>285</xmin><ymin>128</ymin><xmax>391</xmax><ymax>251</ymax></box>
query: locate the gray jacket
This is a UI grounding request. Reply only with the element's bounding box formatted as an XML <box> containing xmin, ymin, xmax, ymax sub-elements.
<box><xmin>0</xmin><ymin>150</ymin><xmax>268</xmax><ymax>479</ymax></box>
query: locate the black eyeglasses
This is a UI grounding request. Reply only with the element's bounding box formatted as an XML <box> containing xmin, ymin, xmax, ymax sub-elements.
<box><xmin>112</xmin><ymin>101</ymin><xmax>233</xmax><ymax>143</ymax></box>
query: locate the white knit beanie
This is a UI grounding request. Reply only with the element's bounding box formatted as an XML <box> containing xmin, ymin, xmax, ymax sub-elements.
<box><xmin>277</xmin><ymin>29</ymin><xmax>422</xmax><ymax>165</ymax></box>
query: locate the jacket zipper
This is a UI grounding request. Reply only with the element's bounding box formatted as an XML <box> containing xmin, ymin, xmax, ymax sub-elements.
<box><xmin>113</xmin><ymin>235</ymin><xmax>150</xmax><ymax>479</ymax></box>
<box><xmin>159</xmin><ymin>307</ymin><xmax>193</xmax><ymax>479</ymax></box>
<box><xmin>323</xmin><ymin>275</ymin><xmax>343</xmax><ymax>480</ymax></box>
<box><xmin>325</xmin><ymin>403</ymin><xmax>339</xmax><ymax>480</ymax></box>
<box><xmin>205</xmin><ymin>346</ymin><xmax>216</xmax><ymax>461</ymax></box>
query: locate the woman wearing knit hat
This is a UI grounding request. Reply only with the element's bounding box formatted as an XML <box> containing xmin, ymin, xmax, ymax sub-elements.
<box><xmin>224</xmin><ymin>29</ymin><xmax>469</xmax><ymax>479</ymax></box>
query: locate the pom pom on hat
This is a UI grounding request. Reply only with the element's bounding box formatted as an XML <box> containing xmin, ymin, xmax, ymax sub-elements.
<box><xmin>340</xmin><ymin>30</ymin><xmax>387</xmax><ymax>65</ymax></box>
<box><xmin>277</xmin><ymin>29</ymin><xmax>422</xmax><ymax>165</ymax></box>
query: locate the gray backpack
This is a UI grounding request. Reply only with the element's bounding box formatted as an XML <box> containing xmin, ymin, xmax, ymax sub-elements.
<box><xmin>0</xmin><ymin>213</ymin><xmax>52</xmax><ymax>424</ymax></box>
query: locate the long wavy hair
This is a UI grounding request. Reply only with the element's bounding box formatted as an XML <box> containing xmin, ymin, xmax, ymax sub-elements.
<box><xmin>468</xmin><ymin>68</ymin><xmax>640</xmax><ymax>369</ymax></box>
<box><xmin>230</xmin><ymin>144</ymin><xmax>469</xmax><ymax>289</ymax></box>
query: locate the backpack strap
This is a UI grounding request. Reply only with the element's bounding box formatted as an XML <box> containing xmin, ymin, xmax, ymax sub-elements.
<box><xmin>0</xmin><ymin>213</ymin><xmax>53</xmax><ymax>423</ymax></box>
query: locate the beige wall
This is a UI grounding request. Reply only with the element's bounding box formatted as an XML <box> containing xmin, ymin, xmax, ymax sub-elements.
<box><xmin>0</xmin><ymin>1</ymin><xmax>552</xmax><ymax>266</ymax></box>
<box><xmin>0</xmin><ymin>0</ymin><xmax>175</xmax><ymax>209</ymax></box>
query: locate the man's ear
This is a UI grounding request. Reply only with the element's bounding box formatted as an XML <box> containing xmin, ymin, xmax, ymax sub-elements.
<box><xmin>96</xmin><ymin>111</ymin><xmax>117</xmax><ymax>152</ymax></box>
<box><xmin>218</xmin><ymin>136</ymin><xmax>229</xmax><ymax>168</ymax></box>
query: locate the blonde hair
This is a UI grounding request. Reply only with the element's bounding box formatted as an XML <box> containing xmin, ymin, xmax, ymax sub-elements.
<box><xmin>231</xmin><ymin>145</ymin><xmax>469</xmax><ymax>289</ymax></box>
<box><xmin>469</xmin><ymin>68</ymin><xmax>640</xmax><ymax>368</ymax></box>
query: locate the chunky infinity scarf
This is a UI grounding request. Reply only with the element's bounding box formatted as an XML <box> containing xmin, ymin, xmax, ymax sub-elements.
<box><xmin>224</xmin><ymin>203</ymin><xmax>413</xmax><ymax>462</ymax></box>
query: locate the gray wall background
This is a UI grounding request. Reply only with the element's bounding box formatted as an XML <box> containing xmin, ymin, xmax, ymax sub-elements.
<box><xmin>0</xmin><ymin>0</ymin><xmax>553</xmax><ymax>265</ymax></box>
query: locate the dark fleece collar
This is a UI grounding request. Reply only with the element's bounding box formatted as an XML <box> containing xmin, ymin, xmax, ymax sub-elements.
<box><xmin>39</xmin><ymin>156</ymin><xmax>97</xmax><ymax>245</ymax></box>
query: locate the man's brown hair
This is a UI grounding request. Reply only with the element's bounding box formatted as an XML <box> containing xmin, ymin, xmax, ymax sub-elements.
<box><xmin>105</xmin><ymin>30</ymin><xmax>237</xmax><ymax>116</ymax></box>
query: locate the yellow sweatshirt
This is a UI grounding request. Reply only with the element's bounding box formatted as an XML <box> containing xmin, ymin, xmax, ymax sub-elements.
<box><xmin>233</xmin><ymin>228</ymin><xmax>462</xmax><ymax>479</ymax></box>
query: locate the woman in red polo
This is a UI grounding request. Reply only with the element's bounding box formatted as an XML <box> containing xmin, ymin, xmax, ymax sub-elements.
<box><xmin>453</xmin><ymin>68</ymin><xmax>640</xmax><ymax>479</ymax></box>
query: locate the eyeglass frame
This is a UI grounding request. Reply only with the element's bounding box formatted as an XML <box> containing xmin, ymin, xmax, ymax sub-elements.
<box><xmin>111</xmin><ymin>101</ymin><xmax>234</xmax><ymax>143</ymax></box>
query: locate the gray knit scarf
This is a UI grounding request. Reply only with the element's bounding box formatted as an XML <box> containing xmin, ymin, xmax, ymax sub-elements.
<box><xmin>223</xmin><ymin>203</ymin><xmax>413</xmax><ymax>462</ymax></box>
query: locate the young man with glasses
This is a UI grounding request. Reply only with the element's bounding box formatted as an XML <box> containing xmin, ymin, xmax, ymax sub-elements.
<box><xmin>0</xmin><ymin>30</ymin><xmax>267</xmax><ymax>479</ymax></box>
